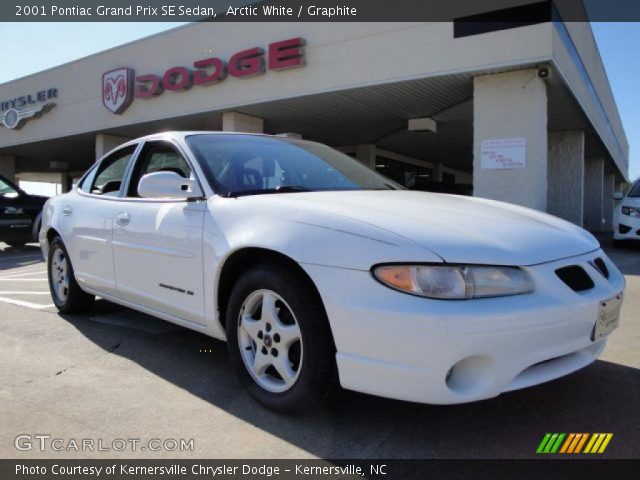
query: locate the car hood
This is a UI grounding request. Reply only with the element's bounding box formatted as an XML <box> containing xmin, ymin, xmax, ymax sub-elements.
<box><xmin>622</xmin><ymin>196</ymin><xmax>640</xmax><ymax>208</ymax></box>
<box><xmin>250</xmin><ymin>190</ymin><xmax>599</xmax><ymax>266</ymax></box>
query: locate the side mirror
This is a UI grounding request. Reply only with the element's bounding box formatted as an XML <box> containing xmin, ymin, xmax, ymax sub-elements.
<box><xmin>138</xmin><ymin>171</ymin><xmax>203</xmax><ymax>199</ymax></box>
<box><xmin>613</xmin><ymin>192</ymin><xmax>624</xmax><ymax>201</ymax></box>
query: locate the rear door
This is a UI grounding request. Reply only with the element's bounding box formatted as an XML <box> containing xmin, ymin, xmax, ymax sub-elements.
<box><xmin>112</xmin><ymin>140</ymin><xmax>206</xmax><ymax>325</ymax></box>
<box><xmin>58</xmin><ymin>145</ymin><xmax>137</xmax><ymax>297</ymax></box>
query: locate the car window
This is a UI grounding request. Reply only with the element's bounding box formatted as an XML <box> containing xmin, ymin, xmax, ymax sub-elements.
<box><xmin>186</xmin><ymin>134</ymin><xmax>402</xmax><ymax>197</ymax></box>
<box><xmin>127</xmin><ymin>141</ymin><xmax>192</xmax><ymax>197</ymax></box>
<box><xmin>628</xmin><ymin>181</ymin><xmax>640</xmax><ymax>197</ymax></box>
<box><xmin>90</xmin><ymin>146</ymin><xmax>136</xmax><ymax>197</ymax></box>
<box><xmin>77</xmin><ymin>164</ymin><xmax>99</xmax><ymax>193</ymax></box>
<box><xmin>0</xmin><ymin>177</ymin><xmax>19</xmax><ymax>198</ymax></box>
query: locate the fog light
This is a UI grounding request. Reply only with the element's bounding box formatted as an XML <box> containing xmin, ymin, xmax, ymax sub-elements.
<box><xmin>445</xmin><ymin>355</ymin><xmax>494</xmax><ymax>395</ymax></box>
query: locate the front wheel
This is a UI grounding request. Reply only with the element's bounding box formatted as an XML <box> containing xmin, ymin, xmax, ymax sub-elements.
<box><xmin>226</xmin><ymin>264</ymin><xmax>335</xmax><ymax>413</ymax></box>
<box><xmin>47</xmin><ymin>237</ymin><xmax>95</xmax><ymax>313</ymax></box>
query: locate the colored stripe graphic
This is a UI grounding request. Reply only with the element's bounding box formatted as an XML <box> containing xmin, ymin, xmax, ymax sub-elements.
<box><xmin>537</xmin><ymin>433</ymin><xmax>613</xmax><ymax>454</ymax></box>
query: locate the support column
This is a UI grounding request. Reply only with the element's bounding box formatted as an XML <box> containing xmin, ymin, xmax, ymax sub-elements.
<box><xmin>432</xmin><ymin>162</ymin><xmax>443</xmax><ymax>182</ymax></box>
<box><xmin>473</xmin><ymin>69</ymin><xmax>548</xmax><ymax>210</ymax></box>
<box><xmin>547</xmin><ymin>131</ymin><xmax>585</xmax><ymax>226</ymax></box>
<box><xmin>602</xmin><ymin>171</ymin><xmax>615</xmax><ymax>232</ymax></box>
<box><xmin>222</xmin><ymin>111</ymin><xmax>264</xmax><ymax>133</ymax></box>
<box><xmin>95</xmin><ymin>133</ymin><xmax>131</xmax><ymax>161</ymax></box>
<box><xmin>0</xmin><ymin>155</ymin><xmax>16</xmax><ymax>183</ymax></box>
<box><xmin>356</xmin><ymin>144</ymin><xmax>376</xmax><ymax>169</ymax></box>
<box><xmin>584</xmin><ymin>157</ymin><xmax>604</xmax><ymax>231</ymax></box>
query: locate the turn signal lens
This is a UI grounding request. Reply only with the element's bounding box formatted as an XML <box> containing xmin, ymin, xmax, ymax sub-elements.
<box><xmin>373</xmin><ymin>264</ymin><xmax>533</xmax><ymax>299</ymax></box>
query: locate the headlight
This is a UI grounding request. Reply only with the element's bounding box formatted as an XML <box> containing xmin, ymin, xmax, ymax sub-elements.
<box><xmin>372</xmin><ymin>264</ymin><xmax>534</xmax><ymax>299</ymax></box>
<box><xmin>621</xmin><ymin>206</ymin><xmax>640</xmax><ymax>218</ymax></box>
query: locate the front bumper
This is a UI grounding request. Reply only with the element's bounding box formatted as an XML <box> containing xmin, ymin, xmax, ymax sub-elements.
<box><xmin>302</xmin><ymin>249</ymin><xmax>624</xmax><ymax>404</ymax></box>
<box><xmin>614</xmin><ymin>213</ymin><xmax>640</xmax><ymax>240</ymax></box>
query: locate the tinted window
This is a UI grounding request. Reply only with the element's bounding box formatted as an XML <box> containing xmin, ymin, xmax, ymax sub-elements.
<box><xmin>0</xmin><ymin>177</ymin><xmax>19</xmax><ymax>197</ymax></box>
<box><xmin>127</xmin><ymin>142</ymin><xmax>192</xmax><ymax>197</ymax></box>
<box><xmin>90</xmin><ymin>146</ymin><xmax>136</xmax><ymax>196</ymax></box>
<box><xmin>186</xmin><ymin>134</ymin><xmax>401</xmax><ymax>197</ymax></box>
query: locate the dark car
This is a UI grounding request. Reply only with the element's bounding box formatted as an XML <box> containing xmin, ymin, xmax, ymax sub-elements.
<box><xmin>0</xmin><ymin>174</ymin><xmax>48</xmax><ymax>248</ymax></box>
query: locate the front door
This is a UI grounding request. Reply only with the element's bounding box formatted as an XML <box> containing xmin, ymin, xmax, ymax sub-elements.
<box><xmin>112</xmin><ymin>140</ymin><xmax>206</xmax><ymax>325</ymax></box>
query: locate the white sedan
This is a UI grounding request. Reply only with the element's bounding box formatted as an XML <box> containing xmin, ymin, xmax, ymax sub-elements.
<box><xmin>40</xmin><ymin>132</ymin><xmax>624</xmax><ymax>412</ymax></box>
<box><xmin>613</xmin><ymin>179</ymin><xmax>640</xmax><ymax>246</ymax></box>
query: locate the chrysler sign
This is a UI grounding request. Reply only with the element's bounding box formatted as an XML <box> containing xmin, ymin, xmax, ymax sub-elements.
<box><xmin>102</xmin><ymin>37</ymin><xmax>305</xmax><ymax>114</ymax></box>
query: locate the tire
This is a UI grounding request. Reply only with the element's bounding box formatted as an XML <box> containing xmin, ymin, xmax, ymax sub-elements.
<box><xmin>47</xmin><ymin>236</ymin><xmax>95</xmax><ymax>313</ymax></box>
<box><xmin>6</xmin><ymin>241</ymin><xmax>27</xmax><ymax>248</ymax></box>
<box><xmin>226</xmin><ymin>263</ymin><xmax>335</xmax><ymax>413</ymax></box>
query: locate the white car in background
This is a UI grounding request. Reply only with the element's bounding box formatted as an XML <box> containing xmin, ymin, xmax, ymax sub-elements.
<box><xmin>40</xmin><ymin>132</ymin><xmax>625</xmax><ymax>412</ymax></box>
<box><xmin>613</xmin><ymin>179</ymin><xmax>640</xmax><ymax>247</ymax></box>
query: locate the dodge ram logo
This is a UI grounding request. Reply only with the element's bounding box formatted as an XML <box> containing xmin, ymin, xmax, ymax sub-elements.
<box><xmin>102</xmin><ymin>67</ymin><xmax>134</xmax><ymax>114</ymax></box>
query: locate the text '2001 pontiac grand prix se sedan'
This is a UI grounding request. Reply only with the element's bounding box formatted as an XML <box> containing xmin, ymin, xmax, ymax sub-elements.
<box><xmin>40</xmin><ymin>132</ymin><xmax>624</xmax><ymax>412</ymax></box>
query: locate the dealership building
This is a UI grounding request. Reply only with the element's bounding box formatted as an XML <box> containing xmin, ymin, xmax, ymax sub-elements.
<box><xmin>0</xmin><ymin>18</ymin><xmax>629</xmax><ymax>231</ymax></box>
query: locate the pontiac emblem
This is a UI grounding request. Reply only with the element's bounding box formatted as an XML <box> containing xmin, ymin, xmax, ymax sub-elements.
<box><xmin>102</xmin><ymin>67</ymin><xmax>134</xmax><ymax>114</ymax></box>
<box><xmin>0</xmin><ymin>103</ymin><xmax>55</xmax><ymax>130</ymax></box>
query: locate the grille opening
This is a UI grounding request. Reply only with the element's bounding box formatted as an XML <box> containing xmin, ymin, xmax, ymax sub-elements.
<box><xmin>593</xmin><ymin>257</ymin><xmax>609</xmax><ymax>279</ymax></box>
<box><xmin>618</xmin><ymin>224</ymin><xmax>631</xmax><ymax>234</ymax></box>
<box><xmin>555</xmin><ymin>266</ymin><xmax>594</xmax><ymax>292</ymax></box>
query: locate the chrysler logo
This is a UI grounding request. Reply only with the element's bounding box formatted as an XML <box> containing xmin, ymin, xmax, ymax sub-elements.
<box><xmin>0</xmin><ymin>103</ymin><xmax>55</xmax><ymax>130</ymax></box>
<box><xmin>102</xmin><ymin>67</ymin><xmax>134</xmax><ymax>114</ymax></box>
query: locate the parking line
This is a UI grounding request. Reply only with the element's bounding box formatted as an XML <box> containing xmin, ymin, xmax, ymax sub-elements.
<box><xmin>0</xmin><ymin>296</ymin><xmax>54</xmax><ymax>309</ymax></box>
<box><xmin>0</xmin><ymin>254</ymin><xmax>43</xmax><ymax>261</ymax></box>
<box><xmin>0</xmin><ymin>291</ymin><xmax>51</xmax><ymax>295</ymax></box>
<box><xmin>0</xmin><ymin>278</ymin><xmax>47</xmax><ymax>282</ymax></box>
<box><xmin>0</xmin><ymin>271</ymin><xmax>47</xmax><ymax>279</ymax></box>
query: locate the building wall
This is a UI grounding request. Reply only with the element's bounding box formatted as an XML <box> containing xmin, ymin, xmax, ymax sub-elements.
<box><xmin>473</xmin><ymin>69</ymin><xmax>548</xmax><ymax>210</ymax></box>
<box><xmin>553</xmin><ymin>23</ymin><xmax>629</xmax><ymax>179</ymax></box>
<box><xmin>0</xmin><ymin>22</ymin><xmax>554</xmax><ymax>150</ymax></box>
<box><xmin>547</xmin><ymin>130</ymin><xmax>584</xmax><ymax>226</ymax></box>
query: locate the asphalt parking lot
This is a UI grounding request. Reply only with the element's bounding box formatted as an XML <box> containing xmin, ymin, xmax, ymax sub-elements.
<box><xmin>0</xmin><ymin>240</ymin><xmax>638</xmax><ymax>459</ymax></box>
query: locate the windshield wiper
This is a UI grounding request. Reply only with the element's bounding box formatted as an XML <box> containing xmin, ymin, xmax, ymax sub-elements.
<box><xmin>226</xmin><ymin>185</ymin><xmax>311</xmax><ymax>198</ymax></box>
<box><xmin>275</xmin><ymin>185</ymin><xmax>311</xmax><ymax>192</ymax></box>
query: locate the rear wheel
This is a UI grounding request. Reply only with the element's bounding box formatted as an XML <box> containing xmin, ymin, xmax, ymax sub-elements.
<box><xmin>226</xmin><ymin>264</ymin><xmax>335</xmax><ymax>413</ymax></box>
<box><xmin>47</xmin><ymin>237</ymin><xmax>95</xmax><ymax>313</ymax></box>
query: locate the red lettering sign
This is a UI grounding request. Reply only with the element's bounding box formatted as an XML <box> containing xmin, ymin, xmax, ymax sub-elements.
<box><xmin>268</xmin><ymin>38</ymin><xmax>305</xmax><ymax>70</ymax></box>
<box><xmin>110</xmin><ymin>38</ymin><xmax>305</xmax><ymax>112</ymax></box>
<box><xmin>162</xmin><ymin>66</ymin><xmax>192</xmax><ymax>91</ymax></box>
<box><xmin>193</xmin><ymin>58</ymin><xmax>227</xmax><ymax>85</ymax></box>
<box><xmin>229</xmin><ymin>47</ymin><xmax>265</xmax><ymax>78</ymax></box>
<box><xmin>135</xmin><ymin>74</ymin><xmax>163</xmax><ymax>99</ymax></box>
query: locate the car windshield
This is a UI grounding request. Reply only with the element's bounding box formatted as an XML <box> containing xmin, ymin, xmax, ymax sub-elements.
<box><xmin>628</xmin><ymin>181</ymin><xmax>640</xmax><ymax>197</ymax></box>
<box><xmin>185</xmin><ymin>134</ymin><xmax>402</xmax><ymax>197</ymax></box>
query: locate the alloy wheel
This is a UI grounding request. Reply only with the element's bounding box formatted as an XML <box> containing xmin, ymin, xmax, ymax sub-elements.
<box><xmin>237</xmin><ymin>289</ymin><xmax>303</xmax><ymax>393</ymax></box>
<box><xmin>51</xmin><ymin>247</ymin><xmax>70</xmax><ymax>303</ymax></box>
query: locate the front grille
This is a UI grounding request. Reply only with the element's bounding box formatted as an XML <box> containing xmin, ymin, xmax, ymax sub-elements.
<box><xmin>619</xmin><ymin>224</ymin><xmax>631</xmax><ymax>234</ymax></box>
<box><xmin>555</xmin><ymin>266</ymin><xmax>594</xmax><ymax>292</ymax></box>
<box><xmin>592</xmin><ymin>257</ymin><xmax>609</xmax><ymax>279</ymax></box>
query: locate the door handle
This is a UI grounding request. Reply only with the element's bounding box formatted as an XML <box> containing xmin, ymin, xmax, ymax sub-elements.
<box><xmin>61</xmin><ymin>206</ymin><xmax>73</xmax><ymax>216</ymax></box>
<box><xmin>115</xmin><ymin>212</ymin><xmax>131</xmax><ymax>226</ymax></box>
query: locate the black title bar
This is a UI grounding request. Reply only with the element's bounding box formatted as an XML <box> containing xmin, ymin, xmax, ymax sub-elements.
<box><xmin>2</xmin><ymin>0</ymin><xmax>640</xmax><ymax>22</ymax></box>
